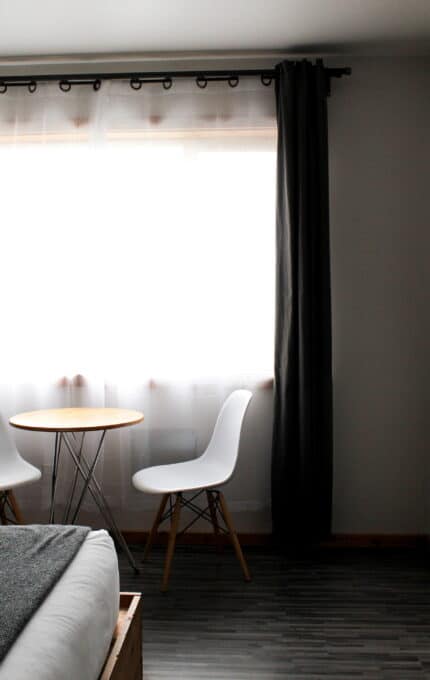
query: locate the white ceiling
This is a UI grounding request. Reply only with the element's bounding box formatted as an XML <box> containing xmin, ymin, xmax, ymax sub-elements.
<box><xmin>0</xmin><ymin>0</ymin><xmax>429</xmax><ymax>59</ymax></box>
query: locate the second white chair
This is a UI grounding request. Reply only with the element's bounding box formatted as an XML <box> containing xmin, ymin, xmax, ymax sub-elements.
<box><xmin>132</xmin><ymin>389</ymin><xmax>253</xmax><ymax>591</ymax></box>
<box><xmin>0</xmin><ymin>414</ymin><xmax>41</xmax><ymax>524</ymax></box>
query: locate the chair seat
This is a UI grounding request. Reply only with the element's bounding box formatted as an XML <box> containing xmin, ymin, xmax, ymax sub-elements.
<box><xmin>132</xmin><ymin>459</ymin><xmax>229</xmax><ymax>495</ymax></box>
<box><xmin>0</xmin><ymin>457</ymin><xmax>41</xmax><ymax>492</ymax></box>
<box><xmin>131</xmin><ymin>390</ymin><xmax>253</xmax><ymax>590</ymax></box>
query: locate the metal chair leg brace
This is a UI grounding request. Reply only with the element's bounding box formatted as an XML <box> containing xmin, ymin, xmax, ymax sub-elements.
<box><xmin>144</xmin><ymin>489</ymin><xmax>251</xmax><ymax>591</ymax></box>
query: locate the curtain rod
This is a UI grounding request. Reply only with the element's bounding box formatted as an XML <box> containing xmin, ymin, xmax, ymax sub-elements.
<box><xmin>0</xmin><ymin>64</ymin><xmax>351</xmax><ymax>93</ymax></box>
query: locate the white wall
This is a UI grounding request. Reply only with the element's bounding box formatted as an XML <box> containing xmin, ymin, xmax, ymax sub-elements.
<box><xmin>328</xmin><ymin>57</ymin><xmax>430</xmax><ymax>533</ymax></box>
<box><xmin>231</xmin><ymin>56</ymin><xmax>430</xmax><ymax>535</ymax></box>
<box><xmin>229</xmin><ymin>56</ymin><xmax>430</xmax><ymax>536</ymax></box>
<box><xmin>131</xmin><ymin>56</ymin><xmax>430</xmax><ymax>536</ymax></box>
<box><xmin>12</xmin><ymin>56</ymin><xmax>430</xmax><ymax>535</ymax></box>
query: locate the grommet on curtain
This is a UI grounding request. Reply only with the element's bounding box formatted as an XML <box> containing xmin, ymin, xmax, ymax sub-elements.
<box><xmin>261</xmin><ymin>74</ymin><xmax>273</xmax><ymax>87</ymax></box>
<box><xmin>59</xmin><ymin>80</ymin><xmax>72</xmax><ymax>92</ymax></box>
<box><xmin>130</xmin><ymin>76</ymin><xmax>173</xmax><ymax>90</ymax></box>
<box><xmin>59</xmin><ymin>79</ymin><xmax>101</xmax><ymax>92</ymax></box>
<box><xmin>197</xmin><ymin>74</ymin><xmax>239</xmax><ymax>88</ymax></box>
<box><xmin>0</xmin><ymin>80</ymin><xmax>37</xmax><ymax>93</ymax></box>
<box><xmin>196</xmin><ymin>75</ymin><xmax>208</xmax><ymax>89</ymax></box>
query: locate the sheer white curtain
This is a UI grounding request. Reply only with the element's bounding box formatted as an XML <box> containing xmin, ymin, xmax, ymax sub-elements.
<box><xmin>0</xmin><ymin>78</ymin><xmax>276</xmax><ymax>529</ymax></box>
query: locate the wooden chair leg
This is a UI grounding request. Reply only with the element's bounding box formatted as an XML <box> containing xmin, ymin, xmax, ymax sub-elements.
<box><xmin>161</xmin><ymin>493</ymin><xmax>182</xmax><ymax>593</ymax></box>
<box><xmin>218</xmin><ymin>491</ymin><xmax>251</xmax><ymax>582</ymax></box>
<box><xmin>0</xmin><ymin>492</ymin><xmax>7</xmax><ymax>524</ymax></box>
<box><xmin>0</xmin><ymin>490</ymin><xmax>25</xmax><ymax>525</ymax></box>
<box><xmin>7</xmin><ymin>490</ymin><xmax>25</xmax><ymax>524</ymax></box>
<box><xmin>143</xmin><ymin>493</ymin><xmax>170</xmax><ymax>562</ymax></box>
<box><xmin>206</xmin><ymin>490</ymin><xmax>222</xmax><ymax>552</ymax></box>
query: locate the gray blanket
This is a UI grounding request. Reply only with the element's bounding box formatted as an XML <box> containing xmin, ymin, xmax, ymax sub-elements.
<box><xmin>0</xmin><ymin>524</ymin><xmax>90</xmax><ymax>661</ymax></box>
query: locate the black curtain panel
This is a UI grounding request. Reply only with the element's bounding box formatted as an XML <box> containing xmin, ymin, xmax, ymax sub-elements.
<box><xmin>271</xmin><ymin>60</ymin><xmax>333</xmax><ymax>544</ymax></box>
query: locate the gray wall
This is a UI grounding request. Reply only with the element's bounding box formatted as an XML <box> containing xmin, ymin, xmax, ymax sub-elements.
<box><xmin>328</xmin><ymin>57</ymin><xmax>430</xmax><ymax>534</ymax></box>
<box><xmin>11</xmin><ymin>56</ymin><xmax>430</xmax><ymax>535</ymax></box>
<box><xmin>181</xmin><ymin>56</ymin><xmax>430</xmax><ymax>536</ymax></box>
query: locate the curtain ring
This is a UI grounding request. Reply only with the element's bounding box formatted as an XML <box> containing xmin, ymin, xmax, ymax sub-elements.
<box><xmin>0</xmin><ymin>82</ymin><xmax>7</xmax><ymax>94</ymax></box>
<box><xmin>261</xmin><ymin>74</ymin><xmax>273</xmax><ymax>87</ymax></box>
<box><xmin>28</xmin><ymin>80</ymin><xmax>37</xmax><ymax>93</ymax></box>
<box><xmin>162</xmin><ymin>77</ymin><xmax>172</xmax><ymax>90</ymax></box>
<box><xmin>59</xmin><ymin>80</ymin><xmax>72</xmax><ymax>92</ymax></box>
<box><xmin>196</xmin><ymin>75</ymin><xmax>207</xmax><ymax>89</ymax></box>
<box><xmin>228</xmin><ymin>76</ymin><xmax>239</xmax><ymax>88</ymax></box>
<box><xmin>93</xmin><ymin>79</ymin><xmax>101</xmax><ymax>91</ymax></box>
<box><xmin>130</xmin><ymin>78</ymin><xmax>142</xmax><ymax>90</ymax></box>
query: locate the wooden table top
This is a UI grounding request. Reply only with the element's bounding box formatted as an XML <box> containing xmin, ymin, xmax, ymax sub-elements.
<box><xmin>9</xmin><ymin>407</ymin><xmax>144</xmax><ymax>432</ymax></box>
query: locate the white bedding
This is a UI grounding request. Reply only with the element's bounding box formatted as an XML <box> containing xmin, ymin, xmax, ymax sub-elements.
<box><xmin>0</xmin><ymin>529</ymin><xmax>119</xmax><ymax>680</ymax></box>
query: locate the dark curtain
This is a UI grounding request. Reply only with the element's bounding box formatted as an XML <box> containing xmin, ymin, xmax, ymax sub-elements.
<box><xmin>271</xmin><ymin>60</ymin><xmax>333</xmax><ymax>544</ymax></box>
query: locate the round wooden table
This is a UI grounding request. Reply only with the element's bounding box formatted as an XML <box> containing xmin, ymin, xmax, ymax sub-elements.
<box><xmin>10</xmin><ymin>407</ymin><xmax>144</xmax><ymax>572</ymax></box>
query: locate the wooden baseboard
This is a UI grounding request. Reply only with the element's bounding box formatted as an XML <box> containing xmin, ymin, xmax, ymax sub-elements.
<box><xmin>122</xmin><ymin>530</ymin><xmax>429</xmax><ymax>549</ymax></box>
<box><xmin>321</xmin><ymin>534</ymin><xmax>429</xmax><ymax>549</ymax></box>
<box><xmin>122</xmin><ymin>530</ymin><xmax>273</xmax><ymax>547</ymax></box>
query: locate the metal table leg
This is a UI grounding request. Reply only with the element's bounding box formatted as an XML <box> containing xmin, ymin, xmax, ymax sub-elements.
<box><xmin>63</xmin><ymin>432</ymin><xmax>85</xmax><ymax>523</ymax></box>
<box><xmin>49</xmin><ymin>433</ymin><xmax>62</xmax><ymax>523</ymax></box>
<box><xmin>50</xmin><ymin>430</ymin><xmax>139</xmax><ymax>573</ymax></box>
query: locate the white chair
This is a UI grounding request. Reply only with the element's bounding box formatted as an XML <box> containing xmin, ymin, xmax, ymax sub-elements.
<box><xmin>0</xmin><ymin>414</ymin><xmax>41</xmax><ymax>524</ymax></box>
<box><xmin>132</xmin><ymin>389</ymin><xmax>253</xmax><ymax>591</ymax></box>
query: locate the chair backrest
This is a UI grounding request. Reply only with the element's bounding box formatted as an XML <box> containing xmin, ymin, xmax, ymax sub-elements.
<box><xmin>0</xmin><ymin>414</ymin><xmax>21</xmax><ymax>467</ymax></box>
<box><xmin>200</xmin><ymin>390</ymin><xmax>253</xmax><ymax>483</ymax></box>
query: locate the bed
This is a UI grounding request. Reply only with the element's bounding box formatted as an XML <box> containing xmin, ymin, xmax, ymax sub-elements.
<box><xmin>0</xmin><ymin>529</ymin><xmax>142</xmax><ymax>680</ymax></box>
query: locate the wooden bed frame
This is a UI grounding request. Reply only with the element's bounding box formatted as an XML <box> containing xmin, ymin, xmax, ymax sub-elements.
<box><xmin>99</xmin><ymin>592</ymin><xmax>142</xmax><ymax>680</ymax></box>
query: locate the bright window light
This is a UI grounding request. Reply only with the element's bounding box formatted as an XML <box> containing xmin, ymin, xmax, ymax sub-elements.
<box><xmin>0</xmin><ymin>134</ymin><xmax>276</xmax><ymax>383</ymax></box>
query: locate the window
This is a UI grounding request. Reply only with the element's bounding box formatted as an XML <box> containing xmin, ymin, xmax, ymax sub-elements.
<box><xmin>0</xmin><ymin>82</ymin><xmax>276</xmax><ymax>384</ymax></box>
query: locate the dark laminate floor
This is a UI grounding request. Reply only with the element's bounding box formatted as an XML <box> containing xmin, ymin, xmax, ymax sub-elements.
<box><xmin>119</xmin><ymin>545</ymin><xmax>430</xmax><ymax>679</ymax></box>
